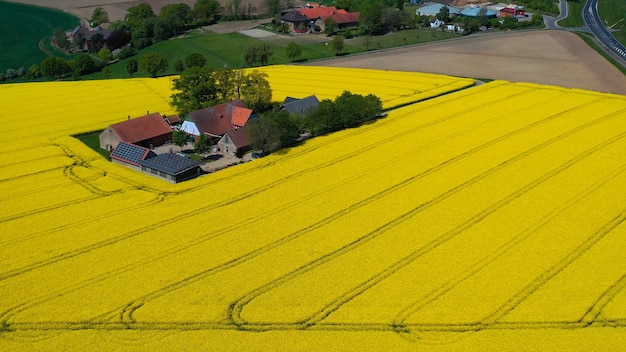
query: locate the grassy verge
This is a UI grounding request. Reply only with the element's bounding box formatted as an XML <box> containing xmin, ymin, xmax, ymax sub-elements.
<box><xmin>574</xmin><ymin>31</ymin><xmax>626</xmax><ymax>74</ymax></box>
<box><xmin>73</xmin><ymin>130</ymin><xmax>109</xmax><ymax>159</ymax></box>
<box><xmin>598</xmin><ymin>0</ymin><xmax>626</xmax><ymax>46</ymax></box>
<box><xmin>557</xmin><ymin>1</ymin><xmax>583</xmax><ymax>27</ymax></box>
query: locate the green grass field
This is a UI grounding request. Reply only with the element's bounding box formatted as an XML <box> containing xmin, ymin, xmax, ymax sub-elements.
<box><xmin>557</xmin><ymin>1</ymin><xmax>584</xmax><ymax>27</ymax></box>
<box><xmin>0</xmin><ymin>1</ymin><xmax>79</xmax><ymax>72</ymax></box>
<box><xmin>84</xmin><ymin>28</ymin><xmax>460</xmax><ymax>79</ymax></box>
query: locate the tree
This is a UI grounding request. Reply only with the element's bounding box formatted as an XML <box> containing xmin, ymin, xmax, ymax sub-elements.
<box><xmin>103</xmin><ymin>66</ymin><xmax>112</xmax><ymax>79</ymax></box>
<box><xmin>53</xmin><ymin>28</ymin><xmax>70</xmax><ymax>50</ymax></box>
<box><xmin>126</xmin><ymin>57</ymin><xmax>138</xmax><ymax>77</ymax></box>
<box><xmin>335</xmin><ymin>0</ymin><xmax>354</xmax><ymax>11</ymax></box>
<box><xmin>329</xmin><ymin>35</ymin><xmax>345</xmax><ymax>55</ymax></box>
<box><xmin>246</xmin><ymin>115</ymin><xmax>281</xmax><ymax>152</ymax></box>
<box><xmin>242</xmin><ymin>43</ymin><xmax>273</xmax><ymax>67</ymax></box>
<box><xmin>170</xmin><ymin>66</ymin><xmax>218</xmax><ymax>115</ymax></box>
<box><xmin>87</xmin><ymin>33</ymin><xmax>105</xmax><ymax>53</ymax></box>
<box><xmin>91</xmin><ymin>7</ymin><xmax>109</xmax><ymax>25</ymax></box>
<box><xmin>184</xmin><ymin>53</ymin><xmax>206</xmax><ymax>68</ymax></box>
<box><xmin>240</xmin><ymin>70</ymin><xmax>272</xmax><ymax>112</ymax></box>
<box><xmin>323</xmin><ymin>17</ymin><xmax>338</xmax><ymax>35</ymax></box>
<box><xmin>72</xmin><ymin>53</ymin><xmax>97</xmax><ymax>75</ymax></box>
<box><xmin>212</xmin><ymin>68</ymin><xmax>245</xmax><ymax>102</ymax></box>
<box><xmin>139</xmin><ymin>53</ymin><xmax>168</xmax><ymax>77</ymax></box>
<box><xmin>436</xmin><ymin>6</ymin><xmax>450</xmax><ymax>22</ymax></box>
<box><xmin>125</xmin><ymin>2</ymin><xmax>155</xmax><ymax>30</ymax></box>
<box><xmin>106</xmin><ymin>30</ymin><xmax>131</xmax><ymax>50</ymax></box>
<box><xmin>285</xmin><ymin>42</ymin><xmax>303</xmax><ymax>62</ymax></box>
<box><xmin>194</xmin><ymin>133</ymin><xmax>212</xmax><ymax>153</ymax></box>
<box><xmin>174</xmin><ymin>59</ymin><xmax>185</xmax><ymax>73</ymax></box>
<box><xmin>192</xmin><ymin>0</ymin><xmax>221</xmax><ymax>24</ymax></box>
<box><xmin>40</xmin><ymin>56</ymin><xmax>70</xmax><ymax>79</ymax></box>
<box><xmin>359</xmin><ymin>0</ymin><xmax>383</xmax><ymax>35</ymax></box>
<box><xmin>98</xmin><ymin>48</ymin><xmax>113</xmax><ymax>62</ymax></box>
<box><xmin>172</xmin><ymin>129</ymin><xmax>189</xmax><ymax>150</ymax></box>
<box><xmin>27</xmin><ymin>64</ymin><xmax>41</xmax><ymax>79</ymax></box>
<box><xmin>131</xmin><ymin>25</ymin><xmax>152</xmax><ymax>49</ymax></box>
<box><xmin>266</xmin><ymin>0</ymin><xmax>281</xmax><ymax>16</ymax></box>
<box><xmin>159</xmin><ymin>3</ymin><xmax>191</xmax><ymax>27</ymax></box>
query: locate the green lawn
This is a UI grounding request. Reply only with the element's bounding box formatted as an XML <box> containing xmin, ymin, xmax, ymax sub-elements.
<box><xmin>0</xmin><ymin>0</ymin><xmax>79</xmax><ymax>71</ymax></box>
<box><xmin>83</xmin><ymin>27</ymin><xmax>462</xmax><ymax>80</ymax></box>
<box><xmin>595</xmin><ymin>0</ymin><xmax>626</xmax><ymax>47</ymax></box>
<box><xmin>598</xmin><ymin>0</ymin><xmax>626</xmax><ymax>30</ymax></box>
<box><xmin>557</xmin><ymin>1</ymin><xmax>584</xmax><ymax>27</ymax></box>
<box><xmin>73</xmin><ymin>130</ymin><xmax>109</xmax><ymax>159</ymax></box>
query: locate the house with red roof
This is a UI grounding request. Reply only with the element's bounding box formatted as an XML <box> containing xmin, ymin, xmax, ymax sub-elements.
<box><xmin>180</xmin><ymin>100</ymin><xmax>258</xmax><ymax>156</ymax></box>
<box><xmin>281</xmin><ymin>6</ymin><xmax>359</xmax><ymax>32</ymax></box>
<box><xmin>99</xmin><ymin>112</ymin><xmax>173</xmax><ymax>151</ymax></box>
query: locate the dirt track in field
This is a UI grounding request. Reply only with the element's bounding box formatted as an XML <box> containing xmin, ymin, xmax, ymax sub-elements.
<box><xmin>6</xmin><ymin>0</ymin><xmax>626</xmax><ymax>94</ymax></box>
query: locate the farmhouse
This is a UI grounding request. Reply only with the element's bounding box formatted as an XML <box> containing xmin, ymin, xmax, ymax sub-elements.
<box><xmin>281</xmin><ymin>6</ymin><xmax>359</xmax><ymax>32</ymax></box>
<box><xmin>180</xmin><ymin>100</ymin><xmax>258</xmax><ymax>155</ymax></box>
<box><xmin>99</xmin><ymin>112</ymin><xmax>172</xmax><ymax>151</ymax></box>
<box><xmin>69</xmin><ymin>24</ymin><xmax>113</xmax><ymax>51</ymax></box>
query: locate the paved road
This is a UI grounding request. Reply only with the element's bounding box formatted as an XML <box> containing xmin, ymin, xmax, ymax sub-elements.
<box><xmin>544</xmin><ymin>0</ymin><xmax>625</xmax><ymax>63</ymax></box>
<box><xmin>543</xmin><ymin>0</ymin><xmax>569</xmax><ymax>29</ymax></box>
<box><xmin>582</xmin><ymin>0</ymin><xmax>626</xmax><ymax>61</ymax></box>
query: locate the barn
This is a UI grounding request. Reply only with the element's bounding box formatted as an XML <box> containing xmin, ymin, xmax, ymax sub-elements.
<box><xmin>99</xmin><ymin>112</ymin><xmax>172</xmax><ymax>151</ymax></box>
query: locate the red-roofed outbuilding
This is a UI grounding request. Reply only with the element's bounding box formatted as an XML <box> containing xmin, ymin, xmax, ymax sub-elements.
<box><xmin>99</xmin><ymin>112</ymin><xmax>172</xmax><ymax>151</ymax></box>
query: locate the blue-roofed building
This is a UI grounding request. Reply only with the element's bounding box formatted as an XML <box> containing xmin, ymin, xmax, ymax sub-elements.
<box><xmin>460</xmin><ymin>6</ymin><xmax>497</xmax><ymax>17</ymax></box>
<box><xmin>416</xmin><ymin>3</ymin><xmax>461</xmax><ymax>16</ymax></box>
<box><xmin>138</xmin><ymin>153</ymin><xmax>202</xmax><ymax>183</ymax></box>
<box><xmin>110</xmin><ymin>142</ymin><xmax>156</xmax><ymax>170</ymax></box>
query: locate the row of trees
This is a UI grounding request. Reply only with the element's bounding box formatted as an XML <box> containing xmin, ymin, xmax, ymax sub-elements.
<box><xmin>247</xmin><ymin>91</ymin><xmax>383</xmax><ymax>153</ymax></box>
<box><xmin>170</xmin><ymin>67</ymin><xmax>272</xmax><ymax>115</ymax></box>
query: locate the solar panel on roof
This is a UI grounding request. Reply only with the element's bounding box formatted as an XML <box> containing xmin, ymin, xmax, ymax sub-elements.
<box><xmin>110</xmin><ymin>142</ymin><xmax>154</xmax><ymax>165</ymax></box>
<box><xmin>138</xmin><ymin>153</ymin><xmax>200</xmax><ymax>175</ymax></box>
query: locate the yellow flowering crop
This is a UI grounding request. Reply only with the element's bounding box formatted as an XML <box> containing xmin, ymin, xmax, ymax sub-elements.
<box><xmin>0</xmin><ymin>67</ymin><xmax>625</xmax><ymax>351</ymax></box>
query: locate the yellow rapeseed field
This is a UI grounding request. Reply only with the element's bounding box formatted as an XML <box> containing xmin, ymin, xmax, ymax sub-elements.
<box><xmin>1</xmin><ymin>66</ymin><xmax>626</xmax><ymax>351</ymax></box>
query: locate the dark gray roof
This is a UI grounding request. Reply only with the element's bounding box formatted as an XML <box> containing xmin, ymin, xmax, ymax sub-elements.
<box><xmin>281</xmin><ymin>95</ymin><xmax>320</xmax><ymax>115</ymax></box>
<box><xmin>281</xmin><ymin>10</ymin><xmax>309</xmax><ymax>22</ymax></box>
<box><xmin>110</xmin><ymin>142</ymin><xmax>156</xmax><ymax>166</ymax></box>
<box><xmin>138</xmin><ymin>153</ymin><xmax>200</xmax><ymax>175</ymax></box>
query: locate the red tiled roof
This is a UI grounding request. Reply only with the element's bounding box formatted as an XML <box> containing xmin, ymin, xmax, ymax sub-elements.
<box><xmin>298</xmin><ymin>6</ymin><xmax>341</xmax><ymax>20</ymax></box>
<box><xmin>231</xmin><ymin>106</ymin><xmax>254</xmax><ymax>127</ymax></box>
<box><xmin>188</xmin><ymin>100</ymin><xmax>253</xmax><ymax>137</ymax></box>
<box><xmin>331</xmin><ymin>11</ymin><xmax>359</xmax><ymax>24</ymax></box>
<box><xmin>111</xmin><ymin>113</ymin><xmax>172</xmax><ymax>144</ymax></box>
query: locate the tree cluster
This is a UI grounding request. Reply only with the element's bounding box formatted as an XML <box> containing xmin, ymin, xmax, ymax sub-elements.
<box><xmin>304</xmin><ymin>91</ymin><xmax>383</xmax><ymax>135</ymax></box>
<box><xmin>242</xmin><ymin>43</ymin><xmax>273</xmax><ymax>67</ymax></box>
<box><xmin>247</xmin><ymin>91</ymin><xmax>383</xmax><ymax>154</ymax></box>
<box><xmin>170</xmin><ymin>68</ymin><xmax>272</xmax><ymax>115</ymax></box>
<box><xmin>246</xmin><ymin>110</ymin><xmax>300</xmax><ymax>153</ymax></box>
